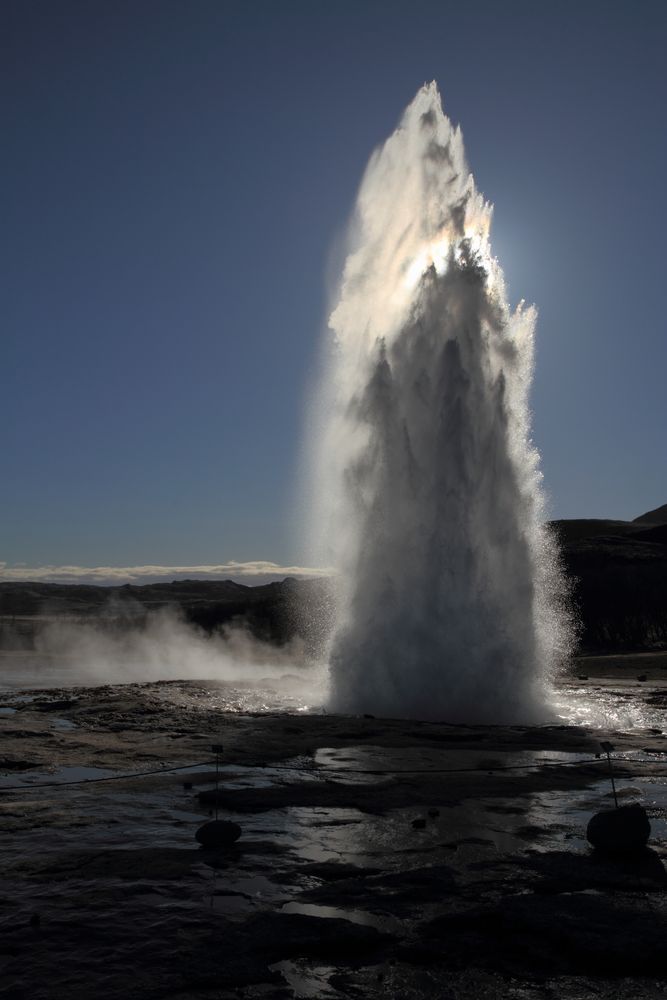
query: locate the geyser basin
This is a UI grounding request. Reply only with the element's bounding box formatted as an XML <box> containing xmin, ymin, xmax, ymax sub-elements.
<box><xmin>308</xmin><ymin>83</ymin><xmax>572</xmax><ymax>723</ymax></box>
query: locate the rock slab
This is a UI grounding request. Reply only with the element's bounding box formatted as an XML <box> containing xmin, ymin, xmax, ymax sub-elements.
<box><xmin>586</xmin><ymin>804</ymin><xmax>651</xmax><ymax>852</ymax></box>
<box><xmin>195</xmin><ymin>820</ymin><xmax>242</xmax><ymax>848</ymax></box>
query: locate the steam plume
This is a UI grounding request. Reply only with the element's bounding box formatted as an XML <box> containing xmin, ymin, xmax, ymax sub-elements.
<box><xmin>307</xmin><ymin>83</ymin><xmax>572</xmax><ymax>722</ymax></box>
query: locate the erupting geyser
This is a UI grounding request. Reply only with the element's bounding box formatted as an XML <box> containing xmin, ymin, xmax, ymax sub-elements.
<box><xmin>308</xmin><ymin>83</ymin><xmax>572</xmax><ymax>722</ymax></box>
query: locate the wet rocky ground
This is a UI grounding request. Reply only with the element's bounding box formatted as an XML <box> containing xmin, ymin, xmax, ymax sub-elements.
<box><xmin>1</xmin><ymin>659</ymin><xmax>667</xmax><ymax>999</ymax></box>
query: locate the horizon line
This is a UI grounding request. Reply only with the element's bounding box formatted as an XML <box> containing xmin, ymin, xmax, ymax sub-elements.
<box><xmin>0</xmin><ymin>561</ymin><xmax>331</xmax><ymax>587</ymax></box>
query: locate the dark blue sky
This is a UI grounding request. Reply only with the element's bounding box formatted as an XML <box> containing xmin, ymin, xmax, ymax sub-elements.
<box><xmin>3</xmin><ymin>0</ymin><xmax>666</xmax><ymax>572</ymax></box>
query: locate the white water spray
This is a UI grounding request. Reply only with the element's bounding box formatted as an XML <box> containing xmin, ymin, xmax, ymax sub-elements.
<box><xmin>307</xmin><ymin>83</ymin><xmax>572</xmax><ymax>722</ymax></box>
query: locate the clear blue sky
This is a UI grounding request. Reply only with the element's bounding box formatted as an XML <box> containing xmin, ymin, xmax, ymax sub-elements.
<box><xmin>3</xmin><ymin>0</ymin><xmax>666</xmax><ymax>572</ymax></box>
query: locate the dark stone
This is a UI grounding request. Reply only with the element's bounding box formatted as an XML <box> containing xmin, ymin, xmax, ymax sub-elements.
<box><xmin>412</xmin><ymin>817</ymin><xmax>426</xmax><ymax>829</ymax></box>
<box><xmin>198</xmin><ymin>789</ymin><xmax>226</xmax><ymax>806</ymax></box>
<box><xmin>0</xmin><ymin>758</ymin><xmax>40</xmax><ymax>771</ymax></box>
<box><xmin>195</xmin><ymin>820</ymin><xmax>242</xmax><ymax>848</ymax></box>
<box><xmin>248</xmin><ymin>911</ymin><xmax>395</xmax><ymax>962</ymax></box>
<box><xmin>32</xmin><ymin>699</ymin><xmax>78</xmax><ymax>711</ymax></box>
<box><xmin>586</xmin><ymin>804</ymin><xmax>651</xmax><ymax>853</ymax></box>
<box><xmin>419</xmin><ymin>892</ymin><xmax>667</xmax><ymax>976</ymax></box>
<box><xmin>183</xmin><ymin>781</ymin><xmax>193</xmax><ymax>790</ymax></box>
<box><xmin>527</xmin><ymin>846</ymin><xmax>667</xmax><ymax>894</ymax></box>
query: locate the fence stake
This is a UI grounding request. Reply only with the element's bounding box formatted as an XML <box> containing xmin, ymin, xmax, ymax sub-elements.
<box><xmin>211</xmin><ymin>743</ymin><xmax>223</xmax><ymax>820</ymax></box>
<box><xmin>600</xmin><ymin>741</ymin><xmax>618</xmax><ymax>808</ymax></box>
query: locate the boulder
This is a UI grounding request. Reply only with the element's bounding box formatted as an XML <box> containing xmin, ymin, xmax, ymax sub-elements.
<box><xmin>586</xmin><ymin>804</ymin><xmax>650</xmax><ymax>853</ymax></box>
<box><xmin>195</xmin><ymin>820</ymin><xmax>242</xmax><ymax>848</ymax></box>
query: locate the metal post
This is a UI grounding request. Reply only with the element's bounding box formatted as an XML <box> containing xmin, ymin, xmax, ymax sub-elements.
<box><xmin>600</xmin><ymin>741</ymin><xmax>618</xmax><ymax>808</ymax></box>
<box><xmin>606</xmin><ymin>752</ymin><xmax>618</xmax><ymax>808</ymax></box>
<box><xmin>212</xmin><ymin>743</ymin><xmax>223</xmax><ymax>821</ymax></box>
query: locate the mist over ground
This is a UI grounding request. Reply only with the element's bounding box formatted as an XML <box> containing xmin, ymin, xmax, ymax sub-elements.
<box><xmin>33</xmin><ymin>608</ymin><xmax>313</xmax><ymax>686</ymax></box>
<box><xmin>0</xmin><ymin>577</ymin><xmax>332</xmax><ymax>695</ymax></box>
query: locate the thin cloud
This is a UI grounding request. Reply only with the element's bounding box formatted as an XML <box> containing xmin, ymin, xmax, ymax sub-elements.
<box><xmin>0</xmin><ymin>561</ymin><xmax>330</xmax><ymax>586</ymax></box>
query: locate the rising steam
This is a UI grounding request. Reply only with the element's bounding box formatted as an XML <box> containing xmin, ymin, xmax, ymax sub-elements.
<box><xmin>12</xmin><ymin>602</ymin><xmax>326</xmax><ymax>712</ymax></box>
<box><xmin>307</xmin><ymin>83</ymin><xmax>572</xmax><ymax>722</ymax></box>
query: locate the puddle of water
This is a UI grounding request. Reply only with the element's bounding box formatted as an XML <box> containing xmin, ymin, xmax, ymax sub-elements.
<box><xmin>282</xmin><ymin>900</ymin><xmax>400</xmax><ymax>933</ymax></box>
<box><xmin>153</xmin><ymin>673</ymin><xmax>328</xmax><ymax>716</ymax></box>
<box><xmin>314</xmin><ymin>745</ymin><xmax>600</xmax><ymax>777</ymax></box>
<box><xmin>216</xmin><ymin>760</ymin><xmax>319</xmax><ymax>790</ymax></box>
<box><xmin>0</xmin><ymin>707</ymin><xmax>17</xmax><ymax>715</ymax></box>
<box><xmin>211</xmin><ymin>744</ymin><xmax>667</xmax><ymax>868</ymax></box>
<box><xmin>198</xmin><ymin>872</ymin><xmax>286</xmax><ymax>916</ymax></box>
<box><xmin>51</xmin><ymin>718</ymin><xmax>78</xmax><ymax>731</ymax></box>
<box><xmin>210</xmin><ymin>743</ymin><xmax>667</xmax><ymax>869</ymax></box>
<box><xmin>206</xmin><ymin>893</ymin><xmax>256</xmax><ymax>916</ymax></box>
<box><xmin>0</xmin><ymin>765</ymin><xmax>118</xmax><ymax>788</ymax></box>
<box><xmin>273</xmin><ymin>961</ymin><xmax>341</xmax><ymax>999</ymax></box>
<box><xmin>554</xmin><ymin>681</ymin><xmax>667</xmax><ymax>730</ymax></box>
<box><xmin>200</xmin><ymin>745</ymin><xmax>653</xmax><ymax>866</ymax></box>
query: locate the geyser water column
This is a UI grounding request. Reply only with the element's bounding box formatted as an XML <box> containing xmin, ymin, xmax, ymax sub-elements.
<box><xmin>308</xmin><ymin>83</ymin><xmax>572</xmax><ymax>722</ymax></box>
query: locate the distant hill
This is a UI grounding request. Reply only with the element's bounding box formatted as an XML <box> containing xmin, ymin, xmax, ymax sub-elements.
<box><xmin>551</xmin><ymin>504</ymin><xmax>667</xmax><ymax>653</ymax></box>
<box><xmin>0</xmin><ymin>578</ymin><xmax>271</xmax><ymax>617</ymax></box>
<box><xmin>633</xmin><ymin>503</ymin><xmax>667</xmax><ymax>525</ymax></box>
<box><xmin>549</xmin><ymin>519</ymin><xmax>638</xmax><ymax>545</ymax></box>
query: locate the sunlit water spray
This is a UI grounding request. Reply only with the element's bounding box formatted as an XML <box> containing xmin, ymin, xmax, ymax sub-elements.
<box><xmin>307</xmin><ymin>83</ymin><xmax>573</xmax><ymax>722</ymax></box>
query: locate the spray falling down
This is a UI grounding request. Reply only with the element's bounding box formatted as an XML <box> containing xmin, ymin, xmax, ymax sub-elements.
<box><xmin>308</xmin><ymin>83</ymin><xmax>572</xmax><ymax>722</ymax></box>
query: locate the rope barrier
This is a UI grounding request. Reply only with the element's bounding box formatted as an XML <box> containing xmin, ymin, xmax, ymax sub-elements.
<box><xmin>0</xmin><ymin>759</ymin><xmax>217</xmax><ymax>791</ymax></box>
<box><xmin>1</xmin><ymin>751</ymin><xmax>665</xmax><ymax>792</ymax></box>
